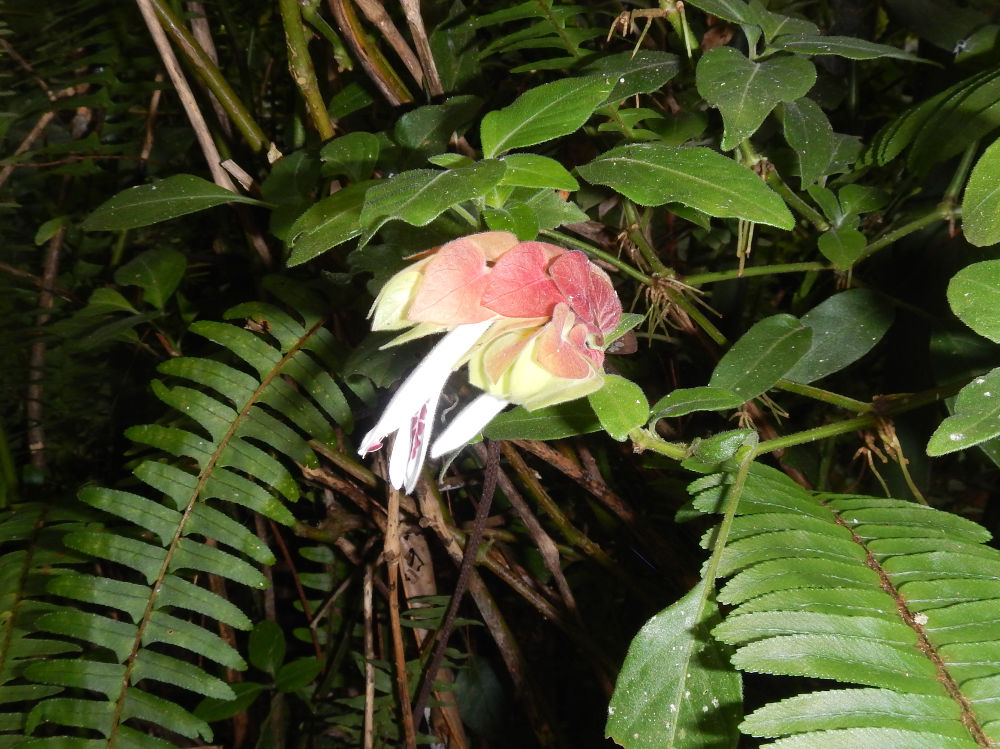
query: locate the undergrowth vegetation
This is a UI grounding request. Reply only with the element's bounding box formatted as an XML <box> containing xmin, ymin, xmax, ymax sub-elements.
<box><xmin>3</xmin><ymin>0</ymin><xmax>1000</xmax><ymax>747</ymax></box>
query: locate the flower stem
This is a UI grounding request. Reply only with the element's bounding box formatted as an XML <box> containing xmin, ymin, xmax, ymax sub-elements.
<box><xmin>775</xmin><ymin>379</ymin><xmax>872</xmax><ymax>413</ymax></box>
<box><xmin>856</xmin><ymin>204</ymin><xmax>957</xmax><ymax>263</ymax></box>
<box><xmin>279</xmin><ymin>0</ymin><xmax>335</xmax><ymax>140</ymax></box>
<box><xmin>623</xmin><ymin>201</ymin><xmax>670</xmax><ymax>274</ymax></box>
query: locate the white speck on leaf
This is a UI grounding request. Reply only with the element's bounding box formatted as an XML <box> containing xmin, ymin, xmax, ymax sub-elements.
<box><xmin>949</xmin><ymin>433</ymin><xmax>964</xmax><ymax>441</ymax></box>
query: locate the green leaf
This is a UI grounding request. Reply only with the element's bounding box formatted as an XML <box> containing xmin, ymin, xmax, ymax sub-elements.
<box><xmin>588</xmin><ymin>375</ymin><xmax>649</xmax><ymax>441</ymax></box>
<box><xmin>482</xmin><ymin>205</ymin><xmax>539</xmax><ymax>240</ymax></box>
<box><xmin>394</xmin><ymin>95</ymin><xmax>482</xmax><ymax>151</ymax></box>
<box><xmin>817</xmin><ymin>226</ymin><xmax>867</xmax><ymax>267</ymax></box>
<box><xmin>498</xmin><ymin>154</ymin><xmax>578</xmax><ymax>191</ymax></box>
<box><xmin>359</xmin><ymin>161</ymin><xmax>507</xmax><ymax>243</ymax></box>
<box><xmin>709</xmin><ymin>315</ymin><xmax>812</xmax><ymax>401</ymax></box>
<box><xmin>194</xmin><ymin>682</ymin><xmax>265</xmax><ymax>722</ymax></box>
<box><xmin>581</xmin><ymin>51</ymin><xmax>681</xmax><ymax>104</ymax></box>
<box><xmin>927</xmin><ymin>368</ymin><xmax>1000</xmax><ymax>455</ymax></box>
<box><xmin>113</xmin><ymin>249</ymin><xmax>186</xmax><ymax>310</ymax></box>
<box><xmin>696</xmin><ymin>47</ymin><xmax>816</xmax><ymax>150</ymax></box>
<box><xmin>274</xmin><ymin>658</ymin><xmax>323</xmax><ymax>692</ymax></box>
<box><xmin>684</xmin><ymin>0</ymin><xmax>756</xmax><ymax>24</ymax></box>
<box><xmin>962</xmin><ymin>138</ymin><xmax>1000</xmax><ymax>247</ymax></box>
<box><xmin>286</xmin><ymin>181</ymin><xmax>373</xmax><ymax>266</ymax></box>
<box><xmin>768</xmin><ymin>34</ymin><xmax>923</xmax><ymax>61</ymax></box>
<box><xmin>81</xmin><ymin>288</ymin><xmax>139</xmax><ymax>315</ymax></box>
<box><xmin>248</xmin><ymin>619</ymin><xmax>286</xmax><ymax>676</ymax></box>
<box><xmin>319</xmin><ymin>132</ymin><xmax>380</xmax><ymax>182</ymax></box>
<box><xmin>780</xmin><ymin>98</ymin><xmax>835</xmax><ymax>187</ymax></box>
<box><xmin>947</xmin><ymin>259</ymin><xmax>1000</xmax><ymax>342</ymax></box>
<box><xmin>577</xmin><ymin>144</ymin><xmax>794</xmax><ymax>229</ymax></box>
<box><xmin>606</xmin><ymin>579</ymin><xmax>742</xmax><ymax>749</ymax></box>
<box><xmin>784</xmin><ymin>289</ymin><xmax>894</xmax><ymax>384</ymax></box>
<box><xmin>480</xmin><ymin>76</ymin><xmax>612</xmax><ymax>159</ymax></box>
<box><xmin>483</xmin><ymin>400</ymin><xmax>600</xmax><ymax>440</ymax></box>
<box><xmin>652</xmin><ymin>386</ymin><xmax>745</xmax><ymax>419</ymax></box>
<box><xmin>82</xmin><ymin>174</ymin><xmax>266</xmax><ymax>231</ymax></box>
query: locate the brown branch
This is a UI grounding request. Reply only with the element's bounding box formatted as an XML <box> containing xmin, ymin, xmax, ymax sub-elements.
<box><xmin>185</xmin><ymin>2</ymin><xmax>234</xmax><ymax>137</ymax></box>
<box><xmin>384</xmin><ymin>484</ymin><xmax>417</xmax><ymax>749</ymax></box>
<box><xmin>399</xmin><ymin>0</ymin><xmax>444</xmax><ymax>95</ymax></box>
<box><xmin>0</xmin><ymin>111</ymin><xmax>56</xmax><ymax>190</ymax></box>
<box><xmin>363</xmin><ymin>563</ymin><xmax>376</xmax><ymax>749</ymax></box>
<box><xmin>327</xmin><ymin>0</ymin><xmax>412</xmax><ymax>105</ymax></box>
<box><xmin>354</xmin><ymin>0</ymin><xmax>424</xmax><ymax>88</ymax></box>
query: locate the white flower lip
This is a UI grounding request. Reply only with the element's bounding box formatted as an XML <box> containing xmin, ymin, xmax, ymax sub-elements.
<box><xmin>358</xmin><ymin>321</ymin><xmax>493</xmax><ymax>493</ymax></box>
<box><xmin>430</xmin><ymin>393</ymin><xmax>510</xmax><ymax>460</ymax></box>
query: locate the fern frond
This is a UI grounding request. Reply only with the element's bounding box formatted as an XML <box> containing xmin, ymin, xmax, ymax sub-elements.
<box><xmin>11</xmin><ymin>289</ymin><xmax>356</xmax><ymax>746</ymax></box>
<box><xmin>0</xmin><ymin>503</ymin><xmax>90</xmax><ymax>742</ymax></box>
<box><xmin>691</xmin><ymin>464</ymin><xmax>1000</xmax><ymax>748</ymax></box>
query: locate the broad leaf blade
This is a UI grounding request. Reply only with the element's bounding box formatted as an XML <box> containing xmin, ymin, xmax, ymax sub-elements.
<box><xmin>113</xmin><ymin>249</ymin><xmax>187</xmax><ymax>310</ymax></box>
<box><xmin>577</xmin><ymin>144</ymin><xmax>793</xmax><ymax>229</ymax></box>
<box><xmin>927</xmin><ymin>368</ymin><xmax>1000</xmax><ymax>455</ymax></box>
<box><xmin>947</xmin><ymin>259</ymin><xmax>1000</xmax><ymax>341</ymax></box>
<box><xmin>652</xmin><ymin>386</ymin><xmax>745</xmax><ymax>419</ymax></box>
<box><xmin>710</xmin><ymin>315</ymin><xmax>812</xmax><ymax>401</ymax></box>
<box><xmin>962</xmin><ymin>138</ymin><xmax>1000</xmax><ymax>247</ymax></box>
<box><xmin>769</xmin><ymin>34</ymin><xmax>923</xmax><ymax>61</ymax></box>
<box><xmin>480</xmin><ymin>76</ymin><xmax>612</xmax><ymax>158</ymax></box>
<box><xmin>784</xmin><ymin>289</ymin><xmax>894</xmax><ymax>384</ymax></box>
<box><xmin>780</xmin><ymin>98</ymin><xmax>835</xmax><ymax>187</ymax></box>
<box><xmin>588</xmin><ymin>375</ymin><xmax>648</xmax><ymax>441</ymax></box>
<box><xmin>483</xmin><ymin>400</ymin><xmax>600</xmax><ymax>440</ymax></box>
<box><xmin>83</xmin><ymin>174</ymin><xmax>266</xmax><ymax>231</ymax></box>
<box><xmin>606</xmin><ymin>579</ymin><xmax>742</xmax><ymax>749</ymax></box>
<box><xmin>696</xmin><ymin>47</ymin><xmax>816</xmax><ymax>150</ymax></box>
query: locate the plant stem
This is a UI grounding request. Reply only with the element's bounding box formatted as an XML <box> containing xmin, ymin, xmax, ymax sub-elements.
<box><xmin>764</xmin><ymin>169</ymin><xmax>830</xmax><ymax>230</ymax></box>
<box><xmin>628</xmin><ymin>427</ymin><xmax>689</xmax><ymax>461</ymax></box>
<box><xmin>701</xmin><ymin>444</ymin><xmax>755</xmax><ymax>585</ymax></box>
<box><xmin>148</xmin><ymin>0</ymin><xmax>269</xmax><ymax>152</ymax></box>
<box><xmin>623</xmin><ymin>201</ymin><xmax>670</xmax><ymax>274</ymax></box>
<box><xmin>944</xmin><ymin>139</ymin><xmax>980</xmax><ymax>206</ymax></box>
<box><xmin>541</xmin><ymin>229</ymin><xmax>653</xmax><ymax>284</ymax></box>
<box><xmin>775</xmin><ymin>379</ymin><xmax>872</xmax><ymax>413</ymax></box>
<box><xmin>279</xmin><ymin>0</ymin><xmax>335</xmax><ymax>140</ymax></box>
<box><xmin>667</xmin><ymin>286</ymin><xmax>728</xmax><ymax>345</ymax></box>
<box><xmin>856</xmin><ymin>204</ymin><xmax>956</xmax><ymax>263</ymax></box>
<box><xmin>683</xmin><ymin>261</ymin><xmax>831</xmax><ymax>286</ymax></box>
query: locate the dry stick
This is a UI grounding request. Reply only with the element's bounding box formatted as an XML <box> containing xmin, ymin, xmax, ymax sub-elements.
<box><xmin>411</xmin><ymin>440</ymin><xmax>502</xmax><ymax>728</ymax></box>
<box><xmin>362</xmin><ymin>563</ymin><xmax>376</xmax><ymax>749</ymax></box>
<box><xmin>0</xmin><ymin>262</ymin><xmax>73</xmax><ymax>302</ymax></box>
<box><xmin>139</xmin><ymin>72</ymin><xmax>165</xmax><ymax>165</ymax></box>
<box><xmin>416</xmin><ymin>479</ymin><xmax>557</xmax><ymax>745</ymax></box>
<box><xmin>399</xmin><ymin>0</ymin><xmax>444</xmax><ymax>96</ymax></box>
<box><xmin>473</xmin><ymin>443</ymin><xmax>581</xmax><ymax>620</ymax></box>
<box><xmin>327</xmin><ymin>0</ymin><xmax>412</xmax><ymax>105</ymax></box>
<box><xmin>135</xmin><ymin>0</ymin><xmax>237</xmax><ymax>192</ymax></box>
<box><xmin>186</xmin><ymin>1</ymin><xmax>234</xmax><ymax>138</ymax></box>
<box><xmin>0</xmin><ymin>111</ymin><xmax>56</xmax><ymax>190</ymax></box>
<box><xmin>269</xmin><ymin>518</ymin><xmax>324</xmax><ymax>659</ymax></box>
<box><xmin>384</xmin><ymin>484</ymin><xmax>418</xmax><ymax>749</ymax></box>
<box><xmin>353</xmin><ymin>0</ymin><xmax>424</xmax><ymax>88</ymax></box>
<box><xmin>26</xmin><ymin>223</ymin><xmax>65</xmax><ymax>471</ymax></box>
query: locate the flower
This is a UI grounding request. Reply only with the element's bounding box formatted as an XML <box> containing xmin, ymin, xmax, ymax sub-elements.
<box><xmin>358</xmin><ymin>231</ymin><xmax>622</xmax><ymax>492</ymax></box>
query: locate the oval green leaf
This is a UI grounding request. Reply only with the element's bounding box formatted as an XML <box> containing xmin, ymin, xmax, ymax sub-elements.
<box><xmin>696</xmin><ymin>47</ymin><xmax>816</xmax><ymax>150</ymax></box>
<box><xmin>710</xmin><ymin>315</ymin><xmax>812</xmax><ymax>401</ymax></box>
<box><xmin>947</xmin><ymin>259</ymin><xmax>1000</xmax><ymax>342</ymax></box>
<box><xmin>784</xmin><ymin>289</ymin><xmax>894</xmax><ymax>384</ymax></box>
<box><xmin>588</xmin><ymin>375</ymin><xmax>649</xmax><ymax>441</ymax></box>
<box><xmin>928</xmin><ymin>368</ymin><xmax>1000</xmax><ymax>456</ymax></box>
<box><xmin>652</xmin><ymin>386</ymin><xmax>745</xmax><ymax>419</ymax></box>
<box><xmin>606</xmin><ymin>580</ymin><xmax>742</xmax><ymax>749</ymax></box>
<box><xmin>768</xmin><ymin>34</ymin><xmax>924</xmax><ymax>61</ymax></box>
<box><xmin>962</xmin><ymin>138</ymin><xmax>1000</xmax><ymax>247</ymax></box>
<box><xmin>113</xmin><ymin>249</ymin><xmax>187</xmax><ymax>310</ymax></box>
<box><xmin>483</xmin><ymin>400</ymin><xmax>599</xmax><ymax>441</ymax></box>
<box><xmin>286</xmin><ymin>181</ymin><xmax>372</xmax><ymax>266</ymax></box>
<box><xmin>83</xmin><ymin>174</ymin><xmax>267</xmax><ymax>231</ymax></box>
<box><xmin>480</xmin><ymin>76</ymin><xmax>612</xmax><ymax>159</ymax></box>
<box><xmin>780</xmin><ymin>98</ymin><xmax>835</xmax><ymax>187</ymax></box>
<box><xmin>577</xmin><ymin>144</ymin><xmax>794</xmax><ymax>229</ymax></box>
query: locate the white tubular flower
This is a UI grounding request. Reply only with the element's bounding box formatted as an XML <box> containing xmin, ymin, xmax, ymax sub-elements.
<box><xmin>430</xmin><ymin>393</ymin><xmax>510</xmax><ymax>460</ymax></box>
<box><xmin>357</xmin><ymin>320</ymin><xmax>492</xmax><ymax>493</ymax></box>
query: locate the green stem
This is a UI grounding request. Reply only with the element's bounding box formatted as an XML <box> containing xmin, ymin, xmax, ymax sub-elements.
<box><xmin>667</xmin><ymin>287</ymin><xmax>728</xmax><ymax>345</ymax></box>
<box><xmin>149</xmin><ymin>0</ymin><xmax>268</xmax><ymax>152</ymax></box>
<box><xmin>754</xmin><ymin>377</ymin><xmax>968</xmax><ymax>457</ymax></box>
<box><xmin>764</xmin><ymin>169</ymin><xmax>830</xmax><ymax>230</ymax></box>
<box><xmin>944</xmin><ymin>139</ymin><xmax>980</xmax><ymax>205</ymax></box>
<box><xmin>301</xmin><ymin>0</ymin><xmax>353</xmax><ymax>70</ymax></box>
<box><xmin>628</xmin><ymin>427</ymin><xmax>689</xmax><ymax>461</ymax></box>
<box><xmin>623</xmin><ymin>201</ymin><xmax>670</xmax><ymax>274</ymax></box>
<box><xmin>701</xmin><ymin>444</ymin><xmax>755</xmax><ymax>585</ymax></box>
<box><xmin>856</xmin><ymin>204</ymin><xmax>955</xmax><ymax>263</ymax></box>
<box><xmin>683</xmin><ymin>261</ymin><xmax>831</xmax><ymax>286</ymax></box>
<box><xmin>541</xmin><ymin>229</ymin><xmax>652</xmax><ymax>284</ymax></box>
<box><xmin>775</xmin><ymin>379</ymin><xmax>872</xmax><ymax>413</ymax></box>
<box><xmin>279</xmin><ymin>0</ymin><xmax>335</xmax><ymax>140</ymax></box>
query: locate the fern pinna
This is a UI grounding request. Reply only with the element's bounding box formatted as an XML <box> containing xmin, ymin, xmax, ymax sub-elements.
<box><xmin>695</xmin><ymin>463</ymin><xmax>1000</xmax><ymax>748</ymax></box>
<box><xmin>2</xmin><ymin>282</ymin><xmax>354</xmax><ymax>747</ymax></box>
